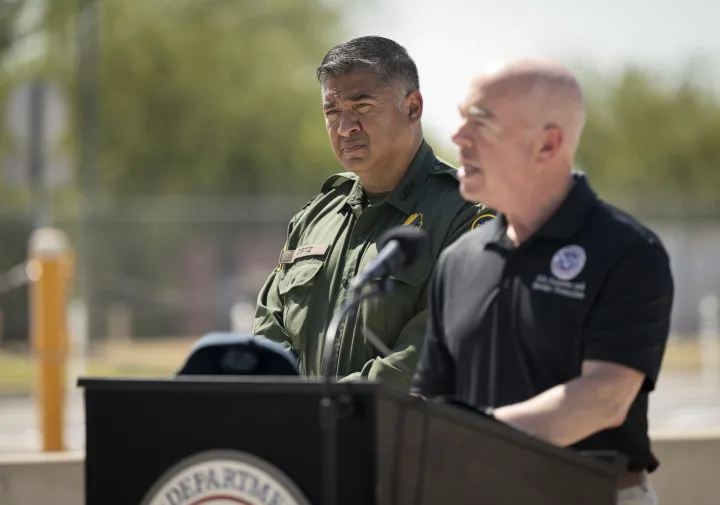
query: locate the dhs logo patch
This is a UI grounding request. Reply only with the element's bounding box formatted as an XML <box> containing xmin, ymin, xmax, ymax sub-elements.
<box><xmin>140</xmin><ymin>450</ymin><xmax>311</xmax><ymax>505</ymax></box>
<box><xmin>550</xmin><ymin>245</ymin><xmax>587</xmax><ymax>281</ymax></box>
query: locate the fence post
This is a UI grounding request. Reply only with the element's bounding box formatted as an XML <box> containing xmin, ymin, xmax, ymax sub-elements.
<box><xmin>28</xmin><ymin>227</ymin><xmax>74</xmax><ymax>452</ymax></box>
<box><xmin>231</xmin><ymin>299</ymin><xmax>255</xmax><ymax>334</ymax></box>
<box><xmin>67</xmin><ymin>298</ymin><xmax>88</xmax><ymax>392</ymax></box>
<box><xmin>699</xmin><ymin>292</ymin><xmax>720</xmax><ymax>388</ymax></box>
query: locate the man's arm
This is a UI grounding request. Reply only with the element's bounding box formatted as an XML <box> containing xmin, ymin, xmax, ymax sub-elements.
<box><xmin>252</xmin><ymin>265</ymin><xmax>293</xmax><ymax>351</ymax></box>
<box><xmin>493</xmin><ymin>239</ymin><xmax>674</xmax><ymax>446</ymax></box>
<box><xmin>339</xmin><ymin>309</ymin><xmax>428</xmax><ymax>388</ymax></box>
<box><xmin>493</xmin><ymin>360</ymin><xmax>644</xmax><ymax>446</ymax></box>
<box><xmin>252</xmin><ymin>205</ymin><xmax>310</xmax><ymax>352</ymax></box>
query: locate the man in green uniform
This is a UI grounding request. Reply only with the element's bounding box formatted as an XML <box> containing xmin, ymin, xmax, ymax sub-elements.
<box><xmin>252</xmin><ymin>36</ymin><xmax>494</xmax><ymax>388</ymax></box>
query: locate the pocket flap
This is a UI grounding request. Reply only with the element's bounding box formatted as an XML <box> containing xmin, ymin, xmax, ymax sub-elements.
<box><xmin>278</xmin><ymin>258</ymin><xmax>324</xmax><ymax>295</ymax></box>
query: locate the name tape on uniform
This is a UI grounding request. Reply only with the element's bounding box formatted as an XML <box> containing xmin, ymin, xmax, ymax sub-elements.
<box><xmin>279</xmin><ymin>244</ymin><xmax>329</xmax><ymax>265</ymax></box>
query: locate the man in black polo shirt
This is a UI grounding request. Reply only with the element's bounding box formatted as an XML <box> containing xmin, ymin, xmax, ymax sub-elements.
<box><xmin>410</xmin><ymin>59</ymin><xmax>674</xmax><ymax>505</ymax></box>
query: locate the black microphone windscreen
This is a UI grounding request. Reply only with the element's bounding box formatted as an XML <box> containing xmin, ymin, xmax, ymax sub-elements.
<box><xmin>377</xmin><ymin>226</ymin><xmax>429</xmax><ymax>267</ymax></box>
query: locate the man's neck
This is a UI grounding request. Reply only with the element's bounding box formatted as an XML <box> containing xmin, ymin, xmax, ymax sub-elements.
<box><xmin>359</xmin><ymin>136</ymin><xmax>423</xmax><ymax>194</ymax></box>
<box><xmin>506</xmin><ymin>172</ymin><xmax>574</xmax><ymax>245</ymax></box>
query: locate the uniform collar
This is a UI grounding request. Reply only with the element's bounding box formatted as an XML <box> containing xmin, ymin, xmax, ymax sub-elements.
<box><xmin>346</xmin><ymin>140</ymin><xmax>435</xmax><ymax>215</ymax></box>
<box><xmin>488</xmin><ymin>172</ymin><xmax>598</xmax><ymax>244</ymax></box>
<box><xmin>385</xmin><ymin>140</ymin><xmax>435</xmax><ymax>215</ymax></box>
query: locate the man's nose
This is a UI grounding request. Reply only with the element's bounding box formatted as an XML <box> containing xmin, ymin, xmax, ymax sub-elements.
<box><xmin>338</xmin><ymin>111</ymin><xmax>361</xmax><ymax>137</ymax></box>
<box><xmin>452</xmin><ymin>123</ymin><xmax>472</xmax><ymax>148</ymax></box>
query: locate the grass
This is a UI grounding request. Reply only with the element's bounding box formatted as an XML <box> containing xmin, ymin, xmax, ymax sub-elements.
<box><xmin>0</xmin><ymin>335</ymin><xmax>717</xmax><ymax>396</ymax></box>
<box><xmin>0</xmin><ymin>337</ymin><xmax>196</xmax><ymax>395</ymax></box>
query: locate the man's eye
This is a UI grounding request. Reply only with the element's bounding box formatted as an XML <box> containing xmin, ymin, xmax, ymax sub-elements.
<box><xmin>325</xmin><ymin>110</ymin><xmax>338</xmax><ymax>116</ymax></box>
<box><xmin>356</xmin><ymin>103</ymin><xmax>369</xmax><ymax>109</ymax></box>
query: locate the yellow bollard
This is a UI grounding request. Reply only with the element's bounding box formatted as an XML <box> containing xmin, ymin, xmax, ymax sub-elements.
<box><xmin>28</xmin><ymin>227</ymin><xmax>74</xmax><ymax>452</ymax></box>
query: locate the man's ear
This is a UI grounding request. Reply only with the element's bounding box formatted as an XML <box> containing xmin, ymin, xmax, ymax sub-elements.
<box><xmin>406</xmin><ymin>90</ymin><xmax>423</xmax><ymax>123</ymax></box>
<box><xmin>537</xmin><ymin>125</ymin><xmax>564</xmax><ymax>162</ymax></box>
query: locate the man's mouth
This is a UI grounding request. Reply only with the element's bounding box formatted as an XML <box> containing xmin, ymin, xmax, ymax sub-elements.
<box><xmin>342</xmin><ymin>144</ymin><xmax>365</xmax><ymax>153</ymax></box>
<box><xmin>459</xmin><ymin>164</ymin><xmax>481</xmax><ymax>176</ymax></box>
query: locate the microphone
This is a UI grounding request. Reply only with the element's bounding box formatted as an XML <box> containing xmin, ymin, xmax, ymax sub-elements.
<box><xmin>319</xmin><ymin>225</ymin><xmax>428</xmax><ymax>505</ymax></box>
<box><xmin>349</xmin><ymin>226</ymin><xmax>428</xmax><ymax>294</ymax></box>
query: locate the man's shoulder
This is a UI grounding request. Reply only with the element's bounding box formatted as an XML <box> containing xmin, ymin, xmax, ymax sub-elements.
<box><xmin>450</xmin><ymin>220</ymin><xmax>495</xmax><ymax>250</ymax></box>
<box><xmin>592</xmin><ymin>199</ymin><xmax>667</xmax><ymax>251</ymax></box>
<box><xmin>437</xmin><ymin>222</ymin><xmax>495</xmax><ymax>271</ymax></box>
<box><xmin>422</xmin><ymin>156</ymin><xmax>478</xmax><ymax>208</ymax></box>
<box><xmin>288</xmin><ymin>172</ymin><xmax>356</xmax><ymax>223</ymax></box>
<box><xmin>587</xmin><ymin>199</ymin><xmax>671</xmax><ymax>281</ymax></box>
<box><xmin>427</xmin><ymin>156</ymin><xmax>462</xmax><ymax>187</ymax></box>
<box><xmin>320</xmin><ymin>172</ymin><xmax>358</xmax><ymax>193</ymax></box>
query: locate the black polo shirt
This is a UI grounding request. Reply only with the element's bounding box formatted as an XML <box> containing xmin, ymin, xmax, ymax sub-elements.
<box><xmin>411</xmin><ymin>173</ymin><xmax>674</xmax><ymax>472</ymax></box>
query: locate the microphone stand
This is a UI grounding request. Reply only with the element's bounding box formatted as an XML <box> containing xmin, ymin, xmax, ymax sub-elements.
<box><xmin>319</xmin><ymin>276</ymin><xmax>394</xmax><ymax>505</ymax></box>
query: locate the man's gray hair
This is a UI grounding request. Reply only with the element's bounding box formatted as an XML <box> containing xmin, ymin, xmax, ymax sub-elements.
<box><xmin>316</xmin><ymin>36</ymin><xmax>420</xmax><ymax>98</ymax></box>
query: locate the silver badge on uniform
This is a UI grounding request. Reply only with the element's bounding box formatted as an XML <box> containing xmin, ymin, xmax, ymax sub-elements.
<box><xmin>550</xmin><ymin>245</ymin><xmax>587</xmax><ymax>280</ymax></box>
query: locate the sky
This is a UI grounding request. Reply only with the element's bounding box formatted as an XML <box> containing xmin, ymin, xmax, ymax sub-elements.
<box><xmin>339</xmin><ymin>0</ymin><xmax>720</xmax><ymax>153</ymax></box>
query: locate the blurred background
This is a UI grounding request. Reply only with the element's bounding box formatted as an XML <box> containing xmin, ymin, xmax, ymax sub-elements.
<box><xmin>0</xmin><ymin>0</ymin><xmax>719</xmax><ymax>452</ymax></box>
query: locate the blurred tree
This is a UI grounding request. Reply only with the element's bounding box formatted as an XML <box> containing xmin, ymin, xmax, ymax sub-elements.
<box><xmin>38</xmin><ymin>0</ymin><xmax>344</xmax><ymax>196</ymax></box>
<box><xmin>576</xmin><ymin>64</ymin><xmax>720</xmax><ymax>215</ymax></box>
<box><xmin>0</xmin><ymin>0</ymin><xmax>349</xmax><ymax>338</ymax></box>
<box><xmin>0</xmin><ymin>0</ymin><xmax>27</xmax><ymax>55</ymax></box>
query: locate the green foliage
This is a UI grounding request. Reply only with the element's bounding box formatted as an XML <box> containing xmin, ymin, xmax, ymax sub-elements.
<box><xmin>576</xmin><ymin>64</ymin><xmax>720</xmax><ymax>214</ymax></box>
<box><xmin>15</xmin><ymin>0</ymin><xmax>344</xmax><ymax>197</ymax></box>
<box><xmin>0</xmin><ymin>0</ymin><xmax>26</xmax><ymax>55</ymax></box>
<box><xmin>0</xmin><ymin>2</ymin><xmax>718</xmax><ymax>204</ymax></box>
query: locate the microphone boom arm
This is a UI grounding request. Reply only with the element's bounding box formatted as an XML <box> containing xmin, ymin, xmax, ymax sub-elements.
<box><xmin>321</xmin><ymin>276</ymin><xmax>399</xmax><ymax>378</ymax></box>
<box><xmin>319</xmin><ymin>275</ymin><xmax>400</xmax><ymax>505</ymax></box>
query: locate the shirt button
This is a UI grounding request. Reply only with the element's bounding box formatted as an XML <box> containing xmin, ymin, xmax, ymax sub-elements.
<box><xmin>356</xmin><ymin>234</ymin><xmax>365</xmax><ymax>242</ymax></box>
<box><xmin>341</xmin><ymin>278</ymin><xmax>349</xmax><ymax>288</ymax></box>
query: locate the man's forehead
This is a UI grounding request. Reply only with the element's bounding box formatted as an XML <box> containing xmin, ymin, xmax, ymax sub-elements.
<box><xmin>321</xmin><ymin>73</ymin><xmax>389</xmax><ymax>103</ymax></box>
<box><xmin>460</xmin><ymin>84</ymin><xmax>493</xmax><ymax>118</ymax></box>
<box><xmin>461</xmin><ymin>76</ymin><xmax>523</xmax><ymax>117</ymax></box>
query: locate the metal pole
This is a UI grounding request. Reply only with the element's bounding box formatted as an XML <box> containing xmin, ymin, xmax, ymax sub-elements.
<box><xmin>699</xmin><ymin>293</ymin><xmax>720</xmax><ymax>388</ymax></box>
<box><xmin>28</xmin><ymin>79</ymin><xmax>52</xmax><ymax>228</ymax></box>
<box><xmin>76</xmin><ymin>0</ymin><xmax>99</xmax><ymax>341</ymax></box>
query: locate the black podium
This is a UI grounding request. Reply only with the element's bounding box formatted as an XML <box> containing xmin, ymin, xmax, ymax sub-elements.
<box><xmin>78</xmin><ymin>377</ymin><xmax>623</xmax><ymax>505</ymax></box>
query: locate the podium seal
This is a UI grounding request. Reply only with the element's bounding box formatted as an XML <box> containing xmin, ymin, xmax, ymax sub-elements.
<box><xmin>140</xmin><ymin>449</ymin><xmax>312</xmax><ymax>505</ymax></box>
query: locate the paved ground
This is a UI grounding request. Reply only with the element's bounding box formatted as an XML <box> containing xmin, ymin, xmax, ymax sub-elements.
<box><xmin>0</xmin><ymin>371</ymin><xmax>718</xmax><ymax>453</ymax></box>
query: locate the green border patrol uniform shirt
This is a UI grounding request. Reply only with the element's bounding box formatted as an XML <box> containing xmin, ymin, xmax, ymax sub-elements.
<box><xmin>253</xmin><ymin>140</ymin><xmax>495</xmax><ymax>388</ymax></box>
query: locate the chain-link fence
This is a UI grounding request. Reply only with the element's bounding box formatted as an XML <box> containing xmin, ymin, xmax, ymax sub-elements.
<box><xmin>0</xmin><ymin>196</ymin><xmax>718</xmax><ymax>344</ymax></box>
<box><xmin>0</xmin><ymin>196</ymin><xmax>314</xmax><ymax>343</ymax></box>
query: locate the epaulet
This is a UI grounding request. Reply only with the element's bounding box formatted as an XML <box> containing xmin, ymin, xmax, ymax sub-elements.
<box><xmin>430</xmin><ymin>157</ymin><xmax>461</xmax><ymax>180</ymax></box>
<box><xmin>320</xmin><ymin>172</ymin><xmax>358</xmax><ymax>193</ymax></box>
<box><xmin>296</xmin><ymin>196</ymin><xmax>317</xmax><ymax>215</ymax></box>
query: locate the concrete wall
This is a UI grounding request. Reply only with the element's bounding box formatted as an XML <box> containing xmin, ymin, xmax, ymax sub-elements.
<box><xmin>652</xmin><ymin>221</ymin><xmax>720</xmax><ymax>334</ymax></box>
<box><xmin>0</xmin><ymin>435</ymin><xmax>718</xmax><ymax>505</ymax></box>
<box><xmin>0</xmin><ymin>452</ymin><xmax>83</xmax><ymax>505</ymax></box>
<box><xmin>649</xmin><ymin>431</ymin><xmax>720</xmax><ymax>505</ymax></box>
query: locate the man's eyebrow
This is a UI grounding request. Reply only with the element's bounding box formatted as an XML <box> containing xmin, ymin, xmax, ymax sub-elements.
<box><xmin>464</xmin><ymin>104</ymin><xmax>493</xmax><ymax>119</ymax></box>
<box><xmin>347</xmin><ymin>93</ymin><xmax>375</xmax><ymax>102</ymax></box>
<box><xmin>323</xmin><ymin>93</ymin><xmax>376</xmax><ymax>109</ymax></box>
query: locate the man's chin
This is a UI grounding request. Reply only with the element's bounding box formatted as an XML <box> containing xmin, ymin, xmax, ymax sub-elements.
<box><xmin>339</xmin><ymin>157</ymin><xmax>370</xmax><ymax>173</ymax></box>
<box><xmin>459</xmin><ymin>180</ymin><xmax>485</xmax><ymax>203</ymax></box>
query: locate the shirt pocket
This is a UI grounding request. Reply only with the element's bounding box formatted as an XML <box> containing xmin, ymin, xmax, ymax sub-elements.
<box><xmin>278</xmin><ymin>258</ymin><xmax>325</xmax><ymax>350</ymax></box>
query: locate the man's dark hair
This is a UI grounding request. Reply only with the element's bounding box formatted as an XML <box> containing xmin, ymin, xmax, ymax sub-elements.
<box><xmin>316</xmin><ymin>36</ymin><xmax>420</xmax><ymax>94</ymax></box>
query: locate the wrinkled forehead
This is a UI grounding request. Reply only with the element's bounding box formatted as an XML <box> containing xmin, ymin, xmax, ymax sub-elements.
<box><xmin>321</xmin><ymin>73</ymin><xmax>390</xmax><ymax>104</ymax></box>
<box><xmin>322</xmin><ymin>72</ymin><xmax>383</xmax><ymax>99</ymax></box>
